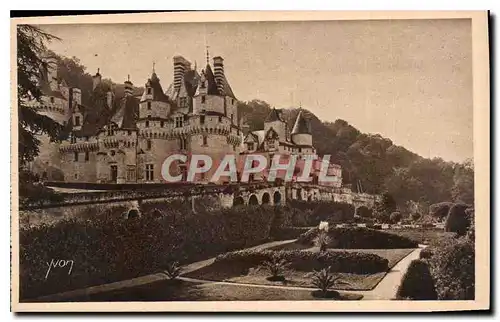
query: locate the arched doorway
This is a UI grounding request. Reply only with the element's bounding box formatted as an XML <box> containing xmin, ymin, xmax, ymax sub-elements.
<box><xmin>262</xmin><ymin>192</ymin><xmax>271</xmax><ymax>205</ymax></box>
<box><xmin>233</xmin><ymin>196</ymin><xmax>245</xmax><ymax>207</ymax></box>
<box><xmin>273</xmin><ymin>191</ymin><xmax>282</xmax><ymax>205</ymax></box>
<box><xmin>249</xmin><ymin>194</ymin><xmax>259</xmax><ymax>206</ymax></box>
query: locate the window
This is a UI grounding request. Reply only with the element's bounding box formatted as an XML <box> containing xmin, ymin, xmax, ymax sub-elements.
<box><xmin>145</xmin><ymin>121</ymin><xmax>149</xmax><ymax>128</ymax></box>
<box><xmin>179</xmin><ymin>138</ymin><xmax>187</xmax><ymax>150</ymax></box>
<box><xmin>107</xmin><ymin>124</ymin><xmax>115</xmax><ymax>136</ymax></box>
<box><xmin>201</xmin><ymin>95</ymin><xmax>206</xmax><ymax>103</ymax></box>
<box><xmin>232</xmin><ymin>99</ymin><xmax>235</xmax><ymax>105</ymax></box>
<box><xmin>85</xmin><ymin>136</ymin><xmax>89</xmax><ymax>141</ymax></box>
<box><xmin>247</xmin><ymin>142</ymin><xmax>254</xmax><ymax>150</ymax></box>
<box><xmin>175</xmin><ymin>116</ymin><xmax>183</xmax><ymax>128</ymax></box>
<box><xmin>128</xmin><ymin>130</ymin><xmax>132</xmax><ymax>135</ymax></box>
<box><xmin>147</xmin><ymin>139</ymin><xmax>152</xmax><ymax>150</ymax></box>
<box><xmin>50</xmin><ymin>97</ymin><xmax>54</xmax><ymax>103</ymax></box>
<box><xmin>75</xmin><ymin>116</ymin><xmax>80</xmax><ymax>126</ymax></box>
<box><xmin>147</xmin><ymin>87</ymin><xmax>152</xmax><ymax>95</ymax></box>
<box><xmin>202</xmin><ymin>136</ymin><xmax>208</xmax><ymax>146</ymax></box>
<box><xmin>147</xmin><ymin>102</ymin><xmax>151</xmax><ymax>110</ymax></box>
<box><xmin>298</xmin><ymin>148</ymin><xmax>302</xmax><ymax>153</ymax></box>
<box><xmin>231</xmin><ymin>114</ymin><xmax>234</xmax><ymax>123</ymax></box>
<box><xmin>74</xmin><ymin>152</ymin><xmax>79</xmax><ymax>162</ymax></box>
<box><xmin>180</xmin><ymin>97</ymin><xmax>187</xmax><ymax>108</ymax></box>
<box><xmin>110</xmin><ymin>150</ymin><xmax>116</xmax><ymax>156</ymax></box>
<box><xmin>200</xmin><ymin>115</ymin><xmax>205</xmax><ymax>125</ymax></box>
<box><xmin>70</xmin><ymin>135</ymin><xmax>76</xmax><ymax>144</ymax></box>
<box><xmin>145</xmin><ymin>164</ymin><xmax>154</xmax><ymax>181</ymax></box>
<box><xmin>85</xmin><ymin>151</ymin><xmax>89</xmax><ymax>161</ymax></box>
<box><xmin>160</xmin><ymin>121</ymin><xmax>164</xmax><ymax>127</ymax></box>
<box><xmin>126</xmin><ymin>165</ymin><xmax>136</xmax><ymax>182</ymax></box>
<box><xmin>219</xmin><ymin>116</ymin><xmax>222</xmax><ymax>123</ymax></box>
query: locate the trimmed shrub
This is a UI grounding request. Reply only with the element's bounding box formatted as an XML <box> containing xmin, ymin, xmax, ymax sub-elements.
<box><xmin>356</xmin><ymin>206</ymin><xmax>373</xmax><ymax>218</ymax></box>
<box><xmin>396</xmin><ymin>259</ymin><xmax>437</xmax><ymax>300</ymax></box>
<box><xmin>419</xmin><ymin>247</ymin><xmax>433</xmax><ymax>260</ymax></box>
<box><xmin>215</xmin><ymin>249</ymin><xmax>389</xmax><ymax>274</ymax></box>
<box><xmin>390</xmin><ymin>211</ymin><xmax>402</xmax><ymax>224</ymax></box>
<box><xmin>445</xmin><ymin>203</ymin><xmax>471</xmax><ymax>236</ymax></box>
<box><xmin>429</xmin><ymin>202</ymin><xmax>453</xmax><ymax>220</ymax></box>
<box><xmin>430</xmin><ymin>237</ymin><xmax>475</xmax><ymax>300</ymax></box>
<box><xmin>297</xmin><ymin>227</ymin><xmax>418</xmax><ymax>249</ymax></box>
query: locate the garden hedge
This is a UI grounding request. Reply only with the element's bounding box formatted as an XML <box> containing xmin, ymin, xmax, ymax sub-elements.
<box><xmin>19</xmin><ymin>203</ymin><xmax>276</xmax><ymax>300</ymax></box>
<box><xmin>215</xmin><ymin>249</ymin><xmax>389</xmax><ymax>274</ymax></box>
<box><xmin>297</xmin><ymin>227</ymin><xmax>418</xmax><ymax>249</ymax></box>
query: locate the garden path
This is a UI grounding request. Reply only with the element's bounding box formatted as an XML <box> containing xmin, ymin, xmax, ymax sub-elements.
<box><xmin>178</xmin><ymin>245</ymin><xmax>425</xmax><ymax>300</ymax></box>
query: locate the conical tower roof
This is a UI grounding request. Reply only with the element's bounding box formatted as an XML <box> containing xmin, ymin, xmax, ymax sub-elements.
<box><xmin>292</xmin><ymin>110</ymin><xmax>311</xmax><ymax>134</ymax></box>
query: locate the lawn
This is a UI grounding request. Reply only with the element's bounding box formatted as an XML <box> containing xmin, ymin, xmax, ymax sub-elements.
<box><xmin>44</xmin><ymin>279</ymin><xmax>362</xmax><ymax>302</ymax></box>
<box><xmin>184</xmin><ymin>247</ymin><xmax>415</xmax><ymax>291</ymax></box>
<box><xmin>385</xmin><ymin>229</ymin><xmax>455</xmax><ymax>246</ymax></box>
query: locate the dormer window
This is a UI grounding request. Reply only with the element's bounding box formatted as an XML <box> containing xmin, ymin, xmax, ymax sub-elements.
<box><xmin>180</xmin><ymin>97</ymin><xmax>187</xmax><ymax>108</ymax></box>
<box><xmin>147</xmin><ymin>87</ymin><xmax>152</xmax><ymax>95</ymax></box>
<box><xmin>147</xmin><ymin>102</ymin><xmax>151</xmax><ymax>110</ymax></box>
<box><xmin>247</xmin><ymin>142</ymin><xmax>254</xmax><ymax>150</ymax></box>
<box><xmin>70</xmin><ymin>134</ymin><xmax>76</xmax><ymax>144</ymax></box>
<box><xmin>74</xmin><ymin>115</ymin><xmax>80</xmax><ymax>126</ymax></box>
<box><xmin>175</xmin><ymin>116</ymin><xmax>183</xmax><ymax>128</ymax></box>
<box><xmin>107</xmin><ymin>124</ymin><xmax>115</xmax><ymax>136</ymax></box>
<box><xmin>200</xmin><ymin>115</ymin><xmax>205</xmax><ymax>125</ymax></box>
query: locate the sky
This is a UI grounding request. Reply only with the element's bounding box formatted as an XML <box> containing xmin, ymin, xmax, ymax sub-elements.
<box><xmin>39</xmin><ymin>19</ymin><xmax>473</xmax><ymax>163</ymax></box>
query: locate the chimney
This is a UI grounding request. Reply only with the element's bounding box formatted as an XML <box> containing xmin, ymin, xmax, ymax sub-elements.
<box><xmin>173</xmin><ymin>56</ymin><xmax>190</xmax><ymax>92</ymax></box>
<box><xmin>213</xmin><ymin>56</ymin><xmax>225</xmax><ymax>95</ymax></box>
<box><xmin>92</xmin><ymin>68</ymin><xmax>102</xmax><ymax>90</ymax></box>
<box><xmin>124</xmin><ymin>75</ymin><xmax>133</xmax><ymax>97</ymax></box>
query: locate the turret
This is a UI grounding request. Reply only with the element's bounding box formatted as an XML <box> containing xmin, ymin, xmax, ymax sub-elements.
<box><xmin>92</xmin><ymin>68</ymin><xmax>102</xmax><ymax>90</ymax></box>
<box><xmin>291</xmin><ymin>110</ymin><xmax>312</xmax><ymax>147</ymax></box>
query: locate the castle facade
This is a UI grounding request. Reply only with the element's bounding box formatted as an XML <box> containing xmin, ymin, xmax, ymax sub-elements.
<box><xmin>29</xmin><ymin>54</ymin><xmax>342</xmax><ymax>187</ymax></box>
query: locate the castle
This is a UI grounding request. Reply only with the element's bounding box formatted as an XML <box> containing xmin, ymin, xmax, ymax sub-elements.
<box><xmin>28</xmin><ymin>53</ymin><xmax>342</xmax><ymax>188</ymax></box>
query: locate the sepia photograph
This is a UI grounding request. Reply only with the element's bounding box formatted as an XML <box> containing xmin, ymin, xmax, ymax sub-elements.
<box><xmin>10</xmin><ymin>11</ymin><xmax>490</xmax><ymax>312</ymax></box>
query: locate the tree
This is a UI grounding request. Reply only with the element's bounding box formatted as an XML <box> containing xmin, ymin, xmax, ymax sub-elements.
<box><xmin>411</xmin><ymin>212</ymin><xmax>422</xmax><ymax>222</ymax></box>
<box><xmin>452</xmin><ymin>160</ymin><xmax>474</xmax><ymax>205</ymax></box>
<box><xmin>17</xmin><ymin>25</ymin><xmax>63</xmax><ymax>167</ymax></box>
<box><xmin>355</xmin><ymin>206</ymin><xmax>372</xmax><ymax>218</ymax></box>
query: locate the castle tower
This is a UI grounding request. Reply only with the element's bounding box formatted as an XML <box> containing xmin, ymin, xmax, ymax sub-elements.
<box><xmin>291</xmin><ymin>109</ymin><xmax>313</xmax><ymax>147</ymax></box>
<box><xmin>92</xmin><ymin>68</ymin><xmax>102</xmax><ymax>90</ymax></box>
<box><xmin>264</xmin><ymin>108</ymin><xmax>287</xmax><ymax>141</ymax></box>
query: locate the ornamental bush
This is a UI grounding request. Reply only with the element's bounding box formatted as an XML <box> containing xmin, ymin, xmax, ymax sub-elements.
<box><xmin>429</xmin><ymin>202</ymin><xmax>454</xmax><ymax>220</ymax></box>
<box><xmin>215</xmin><ymin>249</ymin><xmax>389</xmax><ymax>274</ymax></box>
<box><xmin>396</xmin><ymin>259</ymin><xmax>438</xmax><ymax>300</ymax></box>
<box><xmin>297</xmin><ymin>226</ymin><xmax>418</xmax><ymax>249</ymax></box>
<box><xmin>445</xmin><ymin>203</ymin><xmax>471</xmax><ymax>236</ymax></box>
<box><xmin>356</xmin><ymin>206</ymin><xmax>373</xmax><ymax>218</ymax></box>
<box><xmin>429</xmin><ymin>237</ymin><xmax>475</xmax><ymax>300</ymax></box>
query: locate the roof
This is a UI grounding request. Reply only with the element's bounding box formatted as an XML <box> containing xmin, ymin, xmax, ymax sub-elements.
<box><xmin>265</xmin><ymin>108</ymin><xmax>284</xmax><ymax>123</ymax></box>
<box><xmin>110</xmin><ymin>95</ymin><xmax>140</xmax><ymax>129</ymax></box>
<box><xmin>141</xmin><ymin>72</ymin><xmax>169</xmax><ymax>103</ymax></box>
<box><xmin>204</xmin><ymin>64</ymin><xmax>220</xmax><ymax>96</ymax></box>
<box><xmin>291</xmin><ymin>110</ymin><xmax>311</xmax><ymax>134</ymax></box>
<box><xmin>39</xmin><ymin>68</ymin><xmax>67</xmax><ymax>101</ymax></box>
<box><xmin>76</xmin><ymin>85</ymin><xmax>113</xmax><ymax>136</ymax></box>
